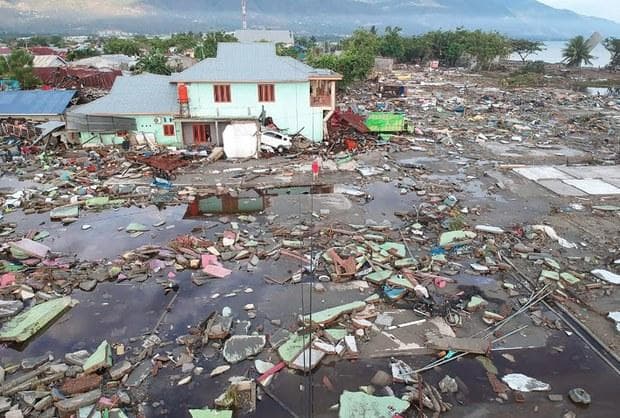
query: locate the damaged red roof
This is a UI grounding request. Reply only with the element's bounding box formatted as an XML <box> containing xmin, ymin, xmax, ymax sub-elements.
<box><xmin>34</xmin><ymin>67</ymin><xmax>122</xmax><ymax>90</ymax></box>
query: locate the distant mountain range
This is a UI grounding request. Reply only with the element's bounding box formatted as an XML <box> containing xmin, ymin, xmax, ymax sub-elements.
<box><xmin>1</xmin><ymin>0</ymin><xmax>619</xmax><ymax>39</ymax></box>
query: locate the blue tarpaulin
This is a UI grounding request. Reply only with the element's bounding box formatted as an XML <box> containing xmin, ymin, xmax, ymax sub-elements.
<box><xmin>0</xmin><ymin>90</ymin><xmax>76</xmax><ymax>116</ymax></box>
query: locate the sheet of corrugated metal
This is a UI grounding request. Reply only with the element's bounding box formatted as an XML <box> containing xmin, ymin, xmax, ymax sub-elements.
<box><xmin>0</xmin><ymin>90</ymin><xmax>76</xmax><ymax>116</ymax></box>
<box><xmin>66</xmin><ymin>113</ymin><xmax>136</xmax><ymax>132</ymax></box>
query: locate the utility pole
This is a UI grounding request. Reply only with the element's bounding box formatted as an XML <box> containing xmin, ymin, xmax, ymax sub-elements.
<box><xmin>241</xmin><ymin>0</ymin><xmax>248</xmax><ymax>30</ymax></box>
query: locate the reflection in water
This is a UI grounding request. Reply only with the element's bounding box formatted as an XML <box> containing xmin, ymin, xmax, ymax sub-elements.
<box><xmin>185</xmin><ymin>193</ymin><xmax>267</xmax><ymax>217</ymax></box>
<box><xmin>583</xmin><ymin>86</ymin><xmax>620</xmax><ymax>97</ymax></box>
<box><xmin>184</xmin><ymin>184</ymin><xmax>335</xmax><ymax>217</ymax></box>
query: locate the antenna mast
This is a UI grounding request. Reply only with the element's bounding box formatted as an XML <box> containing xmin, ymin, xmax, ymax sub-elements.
<box><xmin>241</xmin><ymin>0</ymin><xmax>248</xmax><ymax>30</ymax></box>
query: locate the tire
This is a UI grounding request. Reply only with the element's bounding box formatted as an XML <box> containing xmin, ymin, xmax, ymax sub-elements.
<box><xmin>277</xmin><ymin>146</ymin><xmax>285</xmax><ymax>154</ymax></box>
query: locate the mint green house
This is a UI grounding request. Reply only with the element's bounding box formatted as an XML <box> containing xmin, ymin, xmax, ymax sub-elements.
<box><xmin>66</xmin><ymin>43</ymin><xmax>340</xmax><ymax>149</ymax></box>
<box><xmin>66</xmin><ymin>74</ymin><xmax>182</xmax><ymax>147</ymax></box>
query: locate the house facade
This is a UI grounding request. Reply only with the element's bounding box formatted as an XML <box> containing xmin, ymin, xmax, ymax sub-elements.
<box><xmin>67</xmin><ymin>43</ymin><xmax>340</xmax><ymax>149</ymax></box>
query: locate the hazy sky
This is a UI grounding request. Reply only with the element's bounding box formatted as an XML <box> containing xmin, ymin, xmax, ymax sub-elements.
<box><xmin>539</xmin><ymin>0</ymin><xmax>620</xmax><ymax>23</ymax></box>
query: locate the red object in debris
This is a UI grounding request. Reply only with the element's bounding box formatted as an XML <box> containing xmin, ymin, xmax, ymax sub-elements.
<box><xmin>312</xmin><ymin>159</ymin><xmax>320</xmax><ymax>175</ymax></box>
<box><xmin>257</xmin><ymin>361</ymin><xmax>286</xmax><ymax>385</ymax></box>
<box><xmin>330</xmin><ymin>109</ymin><xmax>369</xmax><ymax>134</ymax></box>
<box><xmin>178</xmin><ymin>83</ymin><xmax>189</xmax><ymax>104</ymax></box>
<box><xmin>434</xmin><ymin>277</ymin><xmax>447</xmax><ymax>288</ymax></box>
<box><xmin>98</xmin><ymin>397</ymin><xmax>118</xmax><ymax>408</ymax></box>
<box><xmin>60</xmin><ymin>374</ymin><xmax>102</xmax><ymax>395</ymax></box>
<box><xmin>19</xmin><ymin>146</ymin><xmax>40</xmax><ymax>155</ymax></box>
<box><xmin>0</xmin><ymin>273</ymin><xmax>15</xmax><ymax>288</ymax></box>
<box><xmin>86</xmin><ymin>164</ymin><xmax>97</xmax><ymax>173</ymax></box>
<box><xmin>344</xmin><ymin>137</ymin><xmax>358</xmax><ymax>151</ymax></box>
<box><xmin>127</xmin><ymin>154</ymin><xmax>190</xmax><ymax>173</ymax></box>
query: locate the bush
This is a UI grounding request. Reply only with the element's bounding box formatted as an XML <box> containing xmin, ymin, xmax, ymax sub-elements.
<box><xmin>519</xmin><ymin>61</ymin><xmax>546</xmax><ymax>74</ymax></box>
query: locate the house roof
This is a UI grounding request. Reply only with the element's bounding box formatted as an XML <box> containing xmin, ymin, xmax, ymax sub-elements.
<box><xmin>234</xmin><ymin>30</ymin><xmax>294</xmax><ymax>45</ymax></box>
<box><xmin>172</xmin><ymin>43</ymin><xmax>340</xmax><ymax>83</ymax></box>
<box><xmin>72</xmin><ymin>54</ymin><xmax>137</xmax><ymax>70</ymax></box>
<box><xmin>68</xmin><ymin>74</ymin><xmax>177</xmax><ymax>116</ymax></box>
<box><xmin>29</xmin><ymin>47</ymin><xmax>65</xmax><ymax>56</ymax></box>
<box><xmin>34</xmin><ymin>67</ymin><xmax>122</xmax><ymax>90</ymax></box>
<box><xmin>32</xmin><ymin>55</ymin><xmax>67</xmax><ymax>68</ymax></box>
<box><xmin>0</xmin><ymin>90</ymin><xmax>76</xmax><ymax>116</ymax></box>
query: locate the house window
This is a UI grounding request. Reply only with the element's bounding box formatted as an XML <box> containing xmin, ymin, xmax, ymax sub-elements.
<box><xmin>258</xmin><ymin>84</ymin><xmax>275</xmax><ymax>102</ymax></box>
<box><xmin>193</xmin><ymin>124</ymin><xmax>209</xmax><ymax>144</ymax></box>
<box><xmin>163</xmin><ymin>124</ymin><xmax>175</xmax><ymax>136</ymax></box>
<box><xmin>214</xmin><ymin>84</ymin><xmax>231</xmax><ymax>103</ymax></box>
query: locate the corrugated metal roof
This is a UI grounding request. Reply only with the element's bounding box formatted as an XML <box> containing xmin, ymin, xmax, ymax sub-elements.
<box><xmin>234</xmin><ymin>30</ymin><xmax>294</xmax><ymax>44</ymax></box>
<box><xmin>68</xmin><ymin>74</ymin><xmax>177</xmax><ymax>116</ymax></box>
<box><xmin>172</xmin><ymin>43</ymin><xmax>325</xmax><ymax>83</ymax></box>
<box><xmin>73</xmin><ymin>54</ymin><xmax>137</xmax><ymax>70</ymax></box>
<box><xmin>34</xmin><ymin>67</ymin><xmax>121</xmax><ymax>90</ymax></box>
<box><xmin>32</xmin><ymin>55</ymin><xmax>67</xmax><ymax>68</ymax></box>
<box><xmin>0</xmin><ymin>90</ymin><xmax>76</xmax><ymax>116</ymax></box>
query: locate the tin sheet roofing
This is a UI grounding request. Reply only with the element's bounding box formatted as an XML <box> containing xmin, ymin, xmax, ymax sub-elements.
<box><xmin>68</xmin><ymin>74</ymin><xmax>177</xmax><ymax>115</ymax></box>
<box><xmin>0</xmin><ymin>89</ymin><xmax>76</xmax><ymax>116</ymax></box>
<box><xmin>172</xmin><ymin>43</ymin><xmax>339</xmax><ymax>83</ymax></box>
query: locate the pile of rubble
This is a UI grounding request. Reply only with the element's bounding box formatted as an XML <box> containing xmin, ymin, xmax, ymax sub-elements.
<box><xmin>1</xmin><ymin>174</ymin><xmax>618</xmax><ymax>416</ymax></box>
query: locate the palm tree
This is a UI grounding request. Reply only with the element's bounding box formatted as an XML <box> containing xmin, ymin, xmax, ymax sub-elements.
<box><xmin>562</xmin><ymin>36</ymin><xmax>594</xmax><ymax>67</ymax></box>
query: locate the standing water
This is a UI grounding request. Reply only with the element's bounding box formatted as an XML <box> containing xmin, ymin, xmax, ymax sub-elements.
<box><xmin>510</xmin><ymin>40</ymin><xmax>612</xmax><ymax>67</ymax></box>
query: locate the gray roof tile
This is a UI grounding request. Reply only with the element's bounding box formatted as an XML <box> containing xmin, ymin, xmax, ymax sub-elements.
<box><xmin>172</xmin><ymin>43</ymin><xmax>336</xmax><ymax>83</ymax></box>
<box><xmin>69</xmin><ymin>74</ymin><xmax>177</xmax><ymax>115</ymax></box>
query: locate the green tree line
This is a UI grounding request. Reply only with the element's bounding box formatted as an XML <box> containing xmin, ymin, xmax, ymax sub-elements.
<box><xmin>308</xmin><ymin>27</ymin><xmax>518</xmax><ymax>85</ymax></box>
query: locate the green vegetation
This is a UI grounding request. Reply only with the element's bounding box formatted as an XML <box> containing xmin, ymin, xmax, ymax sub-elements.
<box><xmin>0</xmin><ymin>49</ymin><xmax>40</xmax><ymax>89</ymax></box>
<box><xmin>502</xmin><ymin>60</ymin><xmax>546</xmax><ymax>88</ymax></box>
<box><xmin>276</xmin><ymin>43</ymin><xmax>298</xmax><ymax>58</ymax></box>
<box><xmin>562</xmin><ymin>36</ymin><xmax>593</xmax><ymax>67</ymax></box>
<box><xmin>66</xmin><ymin>47</ymin><xmax>101</xmax><ymax>61</ymax></box>
<box><xmin>378</xmin><ymin>26</ymin><xmax>405</xmax><ymax>61</ymax></box>
<box><xmin>519</xmin><ymin>61</ymin><xmax>546</xmax><ymax>74</ymax></box>
<box><xmin>308</xmin><ymin>27</ymin><xmax>515</xmax><ymax>85</ymax></box>
<box><xmin>510</xmin><ymin>39</ymin><xmax>544</xmax><ymax>62</ymax></box>
<box><xmin>603</xmin><ymin>37</ymin><xmax>620</xmax><ymax>68</ymax></box>
<box><xmin>308</xmin><ymin>29</ymin><xmax>377</xmax><ymax>85</ymax></box>
<box><xmin>194</xmin><ymin>32</ymin><xmax>237</xmax><ymax>60</ymax></box>
<box><xmin>464</xmin><ymin>30</ymin><xmax>511</xmax><ymax>70</ymax></box>
<box><xmin>134</xmin><ymin>50</ymin><xmax>172</xmax><ymax>75</ymax></box>
<box><xmin>103</xmin><ymin>38</ymin><xmax>141</xmax><ymax>56</ymax></box>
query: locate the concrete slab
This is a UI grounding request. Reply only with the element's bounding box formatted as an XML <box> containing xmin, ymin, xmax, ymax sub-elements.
<box><xmin>537</xmin><ymin>179</ymin><xmax>587</xmax><ymax>197</ymax></box>
<box><xmin>360</xmin><ymin>310</ymin><xmax>455</xmax><ymax>358</ymax></box>
<box><xmin>482</xmin><ymin>143</ymin><xmax>587</xmax><ymax>161</ymax></box>
<box><xmin>562</xmin><ymin>179</ymin><xmax>620</xmax><ymax>195</ymax></box>
<box><xmin>605</xmin><ymin>178</ymin><xmax>620</xmax><ymax>188</ymax></box>
<box><xmin>556</xmin><ymin>165</ymin><xmax>620</xmax><ymax>180</ymax></box>
<box><xmin>513</xmin><ymin>166</ymin><xmax>575</xmax><ymax>181</ymax></box>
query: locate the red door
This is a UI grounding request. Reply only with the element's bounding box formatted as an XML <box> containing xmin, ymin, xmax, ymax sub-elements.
<box><xmin>192</xmin><ymin>124</ymin><xmax>209</xmax><ymax>144</ymax></box>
